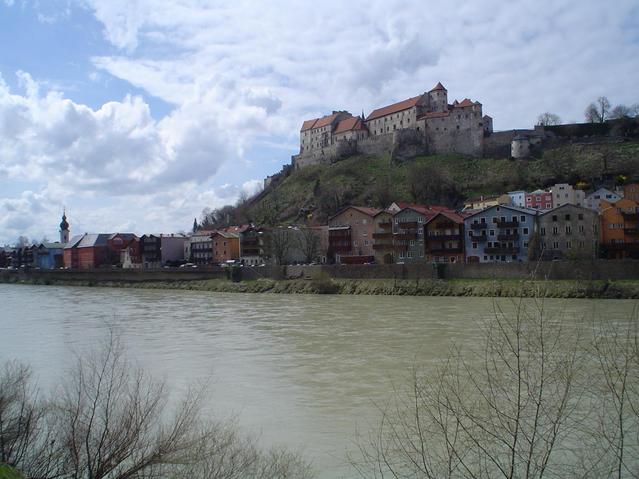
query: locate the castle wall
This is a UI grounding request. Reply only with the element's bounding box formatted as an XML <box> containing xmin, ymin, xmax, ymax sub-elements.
<box><xmin>356</xmin><ymin>133</ymin><xmax>394</xmax><ymax>157</ymax></box>
<box><xmin>424</xmin><ymin>105</ymin><xmax>484</xmax><ymax>156</ymax></box>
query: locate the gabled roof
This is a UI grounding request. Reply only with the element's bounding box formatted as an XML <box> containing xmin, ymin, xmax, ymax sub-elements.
<box><xmin>334</xmin><ymin>117</ymin><xmax>366</xmax><ymax>134</ymax></box>
<box><xmin>108</xmin><ymin>233</ymin><xmax>137</xmax><ymax>241</ymax></box>
<box><xmin>430</xmin><ymin>82</ymin><xmax>447</xmax><ymax>91</ymax></box>
<box><xmin>77</xmin><ymin>234</ymin><xmax>110</xmax><ymax>248</ymax></box>
<box><xmin>212</xmin><ymin>231</ymin><xmax>240</xmax><ymax>239</ymax></box>
<box><xmin>314</xmin><ymin>113</ymin><xmax>343</xmax><ymax>129</ymax></box>
<box><xmin>329</xmin><ymin>205</ymin><xmax>385</xmax><ymax>221</ymax></box>
<box><xmin>426</xmin><ymin>210</ymin><xmax>466</xmax><ymax>224</ymax></box>
<box><xmin>64</xmin><ymin>234</ymin><xmax>85</xmax><ymax>249</ymax></box>
<box><xmin>464</xmin><ymin>204</ymin><xmax>540</xmax><ymax>219</ymax></box>
<box><xmin>366</xmin><ymin>95</ymin><xmax>422</xmax><ymax>121</ymax></box>
<box><xmin>301</xmin><ymin>118</ymin><xmax>318</xmax><ymax>131</ymax></box>
<box><xmin>40</xmin><ymin>242</ymin><xmax>63</xmax><ymax>249</ymax></box>
<box><xmin>455</xmin><ymin>98</ymin><xmax>475</xmax><ymax>108</ymax></box>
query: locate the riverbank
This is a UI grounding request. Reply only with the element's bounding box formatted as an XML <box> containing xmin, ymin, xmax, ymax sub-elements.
<box><xmin>3</xmin><ymin>275</ymin><xmax>639</xmax><ymax>299</ymax></box>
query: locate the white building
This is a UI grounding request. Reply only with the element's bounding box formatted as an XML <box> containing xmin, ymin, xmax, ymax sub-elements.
<box><xmin>507</xmin><ymin>191</ymin><xmax>527</xmax><ymax>207</ymax></box>
<box><xmin>585</xmin><ymin>187</ymin><xmax>622</xmax><ymax>212</ymax></box>
<box><xmin>551</xmin><ymin>183</ymin><xmax>586</xmax><ymax>208</ymax></box>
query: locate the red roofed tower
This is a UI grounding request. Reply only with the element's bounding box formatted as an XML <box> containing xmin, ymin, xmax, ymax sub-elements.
<box><xmin>428</xmin><ymin>82</ymin><xmax>448</xmax><ymax>113</ymax></box>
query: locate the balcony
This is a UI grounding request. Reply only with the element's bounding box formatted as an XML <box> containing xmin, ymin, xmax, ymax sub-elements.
<box><xmin>470</xmin><ymin>223</ymin><xmax>488</xmax><ymax>230</ymax></box>
<box><xmin>378</xmin><ymin>221</ymin><xmax>392</xmax><ymax>229</ymax></box>
<box><xmin>621</xmin><ymin>211</ymin><xmax>639</xmax><ymax>220</ymax></box>
<box><xmin>435</xmin><ymin>222</ymin><xmax>456</xmax><ymax>229</ymax></box>
<box><xmin>484</xmin><ymin>247</ymin><xmax>520</xmax><ymax>255</ymax></box>
<box><xmin>372</xmin><ymin>232</ymin><xmax>393</xmax><ymax>239</ymax></box>
<box><xmin>624</xmin><ymin>228</ymin><xmax>639</xmax><ymax>235</ymax></box>
<box><xmin>496</xmin><ymin>220</ymin><xmax>519</xmax><ymax>228</ymax></box>
<box><xmin>469</xmin><ymin>234</ymin><xmax>488</xmax><ymax>242</ymax></box>
<box><xmin>395</xmin><ymin>233</ymin><xmax>417</xmax><ymax>241</ymax></box>
<box><xmin>398</xmin><ymin>221</ymin><xmax>418</xmax><ymax>229</ymax></box>
<box><xmin>372</xmin><ymin>243</ymin><xmax>393</xmax><ymax>250</ymax></box>
<box><xmin>428</xmin><ymin>234</ymin><xmax>462</xmax><ymax>242</ymax></box>
<box><xmin>429</xmin><ymin>247</ymin><xmax>463</xmax><ymax>254</ymax></box>
<box><xmin>329</xmin><ymin>232</ymin><xmax>351</xmax><ymax>239</ymax></box>
<box><xmin>602</xmin><ymin>243</ymin><xmax>639</xmax><ymax>252</ymax></box>
<box><xmin>497</xmin><ymin>233</ymin><xmax>520</xmax><ymax>241</ymax></box>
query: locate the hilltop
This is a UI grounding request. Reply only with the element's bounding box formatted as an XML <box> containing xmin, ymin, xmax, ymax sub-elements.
<box><xmin>201</xmin><ymin>140</ymin><xmax>639</xmax><ymax>228</ymax></box>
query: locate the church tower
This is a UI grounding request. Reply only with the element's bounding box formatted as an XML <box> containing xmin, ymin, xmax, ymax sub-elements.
<box><xmin>59</xmin><ymin>210</ymin><xmax>70</xmax><ymax>244</ymax></box>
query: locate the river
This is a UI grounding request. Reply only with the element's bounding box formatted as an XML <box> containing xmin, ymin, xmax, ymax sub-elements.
<box><xmin>1</xmin><ymin>284</ymin><xmax>636</xmax><ymax>478</ymax></box>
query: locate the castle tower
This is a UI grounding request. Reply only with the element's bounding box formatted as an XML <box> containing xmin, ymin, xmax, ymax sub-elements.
<box><xmin>59</xmin><ymin>210</ymin><xmax>70</xmax><ymax>244</ymax></box>
<box><xmin>428</xmin><ymin>82</ymin><xmax>448</xmax><ymax>112</ymax></box>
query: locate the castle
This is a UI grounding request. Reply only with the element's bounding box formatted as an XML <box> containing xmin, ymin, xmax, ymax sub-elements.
<box><xmin>292</xmin><ymin>82</ymin><xmax>492</xmax><ymax>169</ymax></box>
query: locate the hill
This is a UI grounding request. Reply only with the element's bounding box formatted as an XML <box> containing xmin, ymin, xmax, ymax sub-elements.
<box><xmin>204</xmin><ymin>140</ymin><xmax>639</xmax><ymax>227</ymax></box>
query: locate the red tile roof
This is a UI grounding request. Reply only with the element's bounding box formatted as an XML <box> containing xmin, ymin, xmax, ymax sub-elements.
<box><xmin>455</xmin><ymin>98</ymin><xmax>475</xmax><ymax>108</ymax></box>
<box><xmin>334</xmin><ymin>117</ymin><xmax>366</xmax><ymax>134</ymax></box>
<box><xmin>365</xmin><ymin>95</ymin><xmax>422</xmax><ymax>121</ymax></box>
<box><xmin>329</xmin><ymin>205</ymin><xmax>386</xmax><ymax>220</ymax></box>
<box><xmin>314</xmin><ymin>113</ymin><xmax>342</xmax><ymax>129</ymax></box>
<box><xmin>430</xmin><ymin>82</ymin><xmax>446</xmax><ymax>91</ymax></box>
<box><xmin>301</xmin><ymin>119</ymin><xmax>318</xmax><ymax>131</ymax></box>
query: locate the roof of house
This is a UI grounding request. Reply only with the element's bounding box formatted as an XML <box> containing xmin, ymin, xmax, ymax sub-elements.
<box><xmin>64</xmin><ymin>234</ymin><xmax>85</xmax><ymax>249</ymax></box>
<box><xmin>211</xmin><ymin>231</ymin><xmax>240</xmax><ymax>239</ymax></box>
<box><xmin>76</xmin><ymin>234</ymin><xmax>110</xmax><ymax>248</ymax></box>
<box><xmin>220</xmin><ymin>225</ymin><xmax>250</xmax><ymax>234</ymax></box>
<box><xmin>428</xmin><ymin>210</ymin><xmax>467</xmax><ymax>223</ymax></box>
<box><xmin>329</xmin><ymin>205</ymin><xmax>386</xmax><ymax>221</ymax></box>
<box><xmin>430</xmin><ymin>82</ymin><xmax>447</xmax><ymax>91</ymax></box>
<box><xmin>366</xmin><ymin>95</ymin><xmax>423</xmax><ymax>121</ymax></box>
<box><xmin>108</xmin><ymin>233</ymin><xmax>137</xmax><ymax>241</ymax></box>
<box><xmin>539</xmin><ymin>204</ymin><xmax>595</xmax><ymax>216</ymax></box>
<box><xmin>334</xmin><ymin>116</ymin><xmax>366</xmax><ymax>134</ymax></box>
<box><xmin>464</xmin><ymin>204</ymin><xmax>540</xmax><ymax>219</ymax></box>
<box><xmin>40</xmin><ymin>242</ymin><xmax>63</xmax><ymax>249</ymax></box>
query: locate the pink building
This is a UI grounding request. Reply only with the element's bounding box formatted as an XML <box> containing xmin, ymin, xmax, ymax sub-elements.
<box><xmin>525</xmin><ymin>189</ymin><xmax>553</xmax><ymax>211</ymax></box>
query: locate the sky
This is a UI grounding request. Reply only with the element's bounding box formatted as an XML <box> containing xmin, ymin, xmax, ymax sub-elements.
<box><xmin>1</xmin><ymin>0</ymin><xmax>638</xmax><ymax>245</ymax></box>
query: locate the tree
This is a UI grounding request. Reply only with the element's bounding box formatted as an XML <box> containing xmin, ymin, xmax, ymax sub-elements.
<box><xmin>15</xmin><ymin>236</ymin><xmax>29</xmax><ymax>248</ymax></box>
<box><xmin>352</xmin><ymin>296</ymin><xmax>585</xmax><ymax>478</ymax></box>
<box><xmin>408</xmin><ymin>163</ymin><xmax>458</xmax><ymax>206</ymax></box>
<box><xmin>192</xmin><ymin>218</ymin><xmax>199</xmax><ymax>233</ymax></box>
<box><xmin>585</xmin><ymin>96</ymin><xmax>611</xmax><ymax>123</ymax></box>
<box><xmin>0</xmin><ymin>330</ymin><xmax>314</xmax><ymax>479</ymax></box>
<box><xmin>268</xmin><ymin>227</ymin><xmax>296</xmax><ymax>265</ymax></box>
<box><xmin>299</xmin><ymin>227</ymin><xmax>321</xmax><ymax>263</ymax></box>
<box><xmin>536</xmin><ymin>112</ymin><xmax>561</xmax><ymax>126</ymax></box>
<box><xmin>610</xmin><ymin>104</ymin><xmax>633</xmax><ymax>119</ymax></box>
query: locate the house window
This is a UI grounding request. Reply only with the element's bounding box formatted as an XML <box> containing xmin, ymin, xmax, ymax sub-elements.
<box><xmin>520</xmin><ymin>216</ymin><xmax>526</xmax><ymax>222</ymax></box>
<box><xmin>523</xmin><ymin>227</ymin><xmax>529</xmax><ymax>235</ymax></box>
<box><xmin>553</xmin><ymin>241</ymin><xmax>559</xmax><ymax>249</ymax></box>
<box><xmin>566</xmin><ymin>241</ymin><xmax>572</xmax><ymax>249</ymax></box>
<box><xmin>472</xmin><ymin>242</ymin><xmax>478</xmax><ymax>249</ymax></box>
<box><xmin>565</xmin><ymin>214</ymin><xmax>571</xmax><ymax>221</ymax></box>
<box><xmin>553</xmin><ymin>226</ymin><xmax>559</xmax><ymax>235</ymax></box>
<box><xmin>552</xmin><ymin>215</ymin><xmax>558</xmax><ymax>222</ymax></box>
<box><xmin>566</xmin><ymin>226</ymin><xmax>572</xmax><ymax>234</ymax></box>
<box><xmin>489</xmin><ymin>229</ymin><xmax>495</xmax><ymax>236</ymax></box>
<box><xmin>578</xmin><ymin>213</ymin><xmax>584</xmax><ymax>220</ymax></box>
<box><xmin>541</xmin><ymin>227</ymin><xmax>546</xmax><ymax>236</ymax></box>
<box><xmin>364</xmin><ymin>240</ymin><xmax>369</xmax><ymax>246</ymax></box>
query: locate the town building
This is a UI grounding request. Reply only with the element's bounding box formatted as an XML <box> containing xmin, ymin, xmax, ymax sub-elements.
<box><xmin>424</xmin><ymin>211</ymin><xmax>466</xmax><ymax>263</ymax></box>
<box><xmin>293</xmin><ymin>82</ymin><xmax>488</xmax><ymax>169</ymax></box>
<box><xmin>328</xmin><ymin>206</ymin><xmax>386</xmax><ymax>263</ymax></box>
<box><xmin>240</xmin><ymin>226</ymin><xmax>269</xmax><ymax>265</ymax></box>
<box><xmin>391</xmin><ymin>205</ymin><xmax>439</xmax><ymax>263</ymax></box>
<box><xmin>139</xmin><ymin>234</ymin><xmax>161</xmax><ymax>267</ymax></box>
<box><xmin>464</xmin><ymin>194</ymin><xmax>511</xmax><ymax>211</ymax></box>
<box><xmin>599</xmin><ymin>199</ymin><xmax>639</xmax><ymax>259</ymax></box>
<box><xmin>120</xmin><ymin>238</ymin><xmax>142</xmax><ymax>268</ymax></box>
<box><xmin>508</xmin><ymin>191</ymin><xmax>527</xmax><ymax>208</ymax></box>
<box><xmin>525</xmin><ymin>189</ymin><xmax>553</xmax><ymax>210</ymax></box>
<box><xmin>189</xmin><ymin>230</ymin><xmax>215</xmax><ymax>264</ymax></box>
<box><xmin>537</xmin><ymin>205</ymin><xmax>598</xmax><ymax>260</ymax></box>
<box><xmin>585</xmin><ymin>187</ymin><xmax>622</xmax><ymax>211</ymax></box>
<box><xmin>623</xmin><ymin>183</ymin><xmax>639</xmax><ymax>203</ymax></box>
<box><xmin>211</xmin><ymin>231</ymin><xmax>240</xmax><ymax>264</ymax></box>
<box><xmin>550</xmin><ymin>183</ymin><xmax>585</xmax><ymax>208</ymax></box>
<box><xmin>34</xmin><ymin>242</ymin><xmax>64</xmax><ymax>269</ymax></box>
<box><xmin>372</xmin><ymin>215</ymin><xmax>394</xmax><ymax>264</ymax></box>
<box><xmin>63</xmin><ymin>234</ymin><xmax>112</xmax><ymax>269</ymax></box>
<box><xmin>464</xmin><ymin>205</ymin><xmax>539</xmax><ymax>263</ymax></box>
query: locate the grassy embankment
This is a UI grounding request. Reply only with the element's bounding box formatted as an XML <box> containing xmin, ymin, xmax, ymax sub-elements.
<box><xmin>3</xmin><ymin>275</ymin><xmax>639</xmax><ymax>299</ymax></box>
<box><xmin>248</xmin><ymin>141</ymin><xmax>639</xmax><ymax>224</ymax></box>
<box><xmin>0</xmin><ymin>464</ymin><xmax>23</xmax><ymax>479</ymax></box>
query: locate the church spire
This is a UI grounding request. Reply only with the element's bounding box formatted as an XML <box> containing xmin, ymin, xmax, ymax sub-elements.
<box><xmin>59</xmin><ymin>209</ymin><xmax>70</xmax><ymax>244</ymax></box>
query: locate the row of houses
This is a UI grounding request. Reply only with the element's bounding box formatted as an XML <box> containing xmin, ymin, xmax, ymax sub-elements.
<box><xmin>4</xmin><ymin>182</ymin><xmax>638</xmax><ymax>270</ymax></box>
<box><xmin>463</xmin><ymin>183</ymin><xmax>636</xmax><ymax>213</ymax></box>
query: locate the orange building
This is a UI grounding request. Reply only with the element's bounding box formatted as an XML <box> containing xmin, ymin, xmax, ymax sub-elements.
<box><xmin>211</xmin><ymin>231</ymin><xmax>240</xmax><ymax>264</ymax></box>
<box><xmin>600</xmin><ymin>199</ymin><xmax>639</xmax><ymax>259</ymax></box>
<box><xmin>328</xmin><ymin>206</ymin><xmax>387</xmax><ymax>263</ymax></box>
<box><xmin>623</xmin><ymin>183</ymin><xmax>639</xmax><ymax>203</ymax></box>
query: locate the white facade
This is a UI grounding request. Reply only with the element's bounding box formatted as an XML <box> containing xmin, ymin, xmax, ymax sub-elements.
<box><xmin>585</xmin><ymin>188</ymin><xmax>622</xmax><ymax>212</ymax></box>
<box><xmin>551</xmin><ymin>183</ymin><xmax>585</xmax><ymax>208</ymax></box>
<box><xmin>508</xmin><ymin>191</ymin><xmax>527</xmax><ymax>207</ymax></box>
